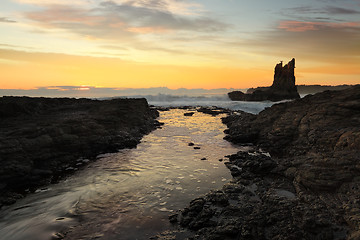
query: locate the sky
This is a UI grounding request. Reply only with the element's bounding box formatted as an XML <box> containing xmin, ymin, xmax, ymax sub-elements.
<box><xmin>0</xmin><ymin>0</ymin><xmax>359</xmax><ymax>91</ymax></box>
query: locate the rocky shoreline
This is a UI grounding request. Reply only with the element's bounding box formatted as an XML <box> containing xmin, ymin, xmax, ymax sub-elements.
<box><xmin>155</xmin><ymin>86</ymin><xmax>360</xmax><ymax>239</ymax></box>
<box><xmin>0</xmin><ymin>96</ymin><xmax>160</xmax><ymax>207</ymax></box>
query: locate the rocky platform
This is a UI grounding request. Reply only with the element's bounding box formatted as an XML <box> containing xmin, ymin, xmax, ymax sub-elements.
<box><xmin>0</xmin><ymin>96</ymin><xmax>160</xmax><ymax>207</ymax></box>
<box><xmin>155</xmin><ymin>86</ymin><xmax>360</xmax><ymax>239</ymax></box>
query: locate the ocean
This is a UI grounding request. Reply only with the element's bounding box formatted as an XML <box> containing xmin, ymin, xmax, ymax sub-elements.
<box><xmin>124</xmin><ymin>94</ymin><xmax>280</xmax><ymax>114</ymax></box>
<box><xmin>1</xmin><ymin>87</ymin><xmax>282</xmax><ymax>114</ymax></box>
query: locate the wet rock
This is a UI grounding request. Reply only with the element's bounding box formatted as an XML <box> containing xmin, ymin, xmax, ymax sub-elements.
<box><xmin>169</xmin><ymin>213</ymin><xmax>179</xmax><ymax>223</ymax></box>
<box><xmin>156</xmin><ymin>107</ymin><xmax>170</xmax><ymax>111</ymax></box>
<box><xmin>205</xmin><ymin>190</ymin><xmax>229</xmax><ymax>206</ymax></box>
<box><xmin>225</xmin><ymin>151</ymin><xmax>276</xmax><ymax>177</ymax></box>
<box><xmin>197</xmin><ymin>107</ymin><xmax>230</xmax><ymax>116</ymax></box>
<box><xmin>51</xmin><ymin>232</ymin><xmax>65</xmax><ymax>240</ymax></box>
<box><xmin>180</xmin><ymin>198</ymin><xmax>207</xmax><ymax>228</ymax></box>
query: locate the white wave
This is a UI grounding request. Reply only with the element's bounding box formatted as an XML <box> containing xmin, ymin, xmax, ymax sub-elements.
<box><xmin>122</xmin><ymin>94</ymin><xmax>278</xmax><ymax>114</ymax></box>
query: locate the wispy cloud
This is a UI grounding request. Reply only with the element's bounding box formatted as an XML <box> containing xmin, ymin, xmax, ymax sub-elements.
<box><xmin>112</xmin><ymin>0</ymin><xmax>205</xmax><ymax>16</ymax></box>
<box><xmin>96</xmin><ymin>1</ymin><xmax>227</xmax><ymax>32</ymax></box>
<box><xmin>325</xmin><ymin>6</ymin><xmax>360</xmax><ymax>14</ymax></box>
<box><xmin>0</xmin><ymin>17</ymin><xmax>17</xmax><ymax>23</ymax></box>
<box><xmin>23</xmin><ymin>1</ymin><xmax>228</xmax><ymax>44</ymax></box>
<box><xmin>278</xmin><ymin>20</ymin><xmax>360</xmax><ymax>32</ymax></box>
<box><xmin>285</xmin><ymin>5</ymin><xmax>360</xmax><ymax>15</ymax></box>
<box><xmin>15</xmin><ymin>0</ymin><xmax>204</xmax><ymax>15</ymax></box>
<box><xmin>233</xmin><ymin>18</ymin><xmax>360</xmax><ymax>65</ymax></box>
<box><xmin>252</xmin><ymin>2</ymin><xmax>360</xmax><ymax>64</ymax></box>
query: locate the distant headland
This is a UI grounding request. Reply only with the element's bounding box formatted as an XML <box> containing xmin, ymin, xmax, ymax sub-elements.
<box><xmin>247</xmin><ymin>84</ymin><xmax>355</xmax><ymax>96</ymax></box>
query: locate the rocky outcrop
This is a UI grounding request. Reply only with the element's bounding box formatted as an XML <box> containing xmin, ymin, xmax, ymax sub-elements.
<box><xmin>223</xmin><ymin>86</ymin><xmax>360</xmax><ymax>239</ymax></box>
<box><xmin>228</xmin><ymin>58</ymin><xmax>300</xmax><ymax>102</ymax></box>
<box><xmin>162</xmin><ymin>150</ymin><xmax>346</xmax><ymax>240</ymax></box>
<box><xmin>224</xmin><ymin>86</ymin><xmax>360</xmax><ymax>158</ymax></box>
<box><xmin>156</xmin><ymin>86</ymin><xmax>360</xmax><ymax>240</ymax></box>
<box><xmin>0</xmin><ymin>96</ymin><xmax>160</xmax><ymax>207</ymax></box>
<box><xmin>247</xmin><ymin>84</ymin><xmax>355</xmax><ymax>95</ymax></box>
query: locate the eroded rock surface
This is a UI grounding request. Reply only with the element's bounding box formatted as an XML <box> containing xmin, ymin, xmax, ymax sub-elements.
<box><xmin>224</xmin><ymin>86</ymin><xmax>360</xmax><ymax>239</ymax></box>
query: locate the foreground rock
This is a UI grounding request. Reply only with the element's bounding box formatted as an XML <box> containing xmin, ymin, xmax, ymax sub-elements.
<box><xmin>0</xmin><ymin>96</ymin><xmax>159</xmax><ymax>207</ymax></box>
<box><xmin>228</xmin><ymin>58</ymin><xmax>300</xmax><ymax>102</ymax></box>
<box><xmin>157</xmin><ymin>86</ymin><xmax>360</xmax><ymax>239</ymax></box>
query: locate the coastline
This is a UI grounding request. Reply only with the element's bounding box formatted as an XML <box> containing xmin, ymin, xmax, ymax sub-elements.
<box><xmin>155</xmin><ymin>86</ymin><xmax>360</xmax><ymax>239</ymax></box>
<box><xmin>1</xmin><ymin>86</ymin><xmax>359</xmax><ymax>239</ymax></box>
<box><xmin>0</xmin><ymin>97</ymin><xmax>160</xmax><ymax>207</ymax></box>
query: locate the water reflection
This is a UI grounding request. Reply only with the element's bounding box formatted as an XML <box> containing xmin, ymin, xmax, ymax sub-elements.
<box><xmin>0</xmin><ymin>109</ymin><xmax>240</xmax><ymax>240</ymax></box>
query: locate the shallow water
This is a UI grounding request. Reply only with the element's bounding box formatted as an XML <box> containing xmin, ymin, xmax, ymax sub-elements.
<box><xmin>0</xmin><ymin>109</ymin><xmax>241</xmax><ymax>240</ymax></box>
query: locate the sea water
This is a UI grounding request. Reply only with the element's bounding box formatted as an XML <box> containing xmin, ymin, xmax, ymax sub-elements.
<box><xmin>128</xmin><ymin>94</ymin><xmax>278</xmax><ymax>114</ymax></box>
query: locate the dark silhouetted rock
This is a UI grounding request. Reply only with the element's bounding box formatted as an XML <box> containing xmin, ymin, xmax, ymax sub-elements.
<box><xmin>228</xmin><ymin>58</ymin><xmax>300</xmax><ymax>102</ymax></box>
<box><xmin>0</xmin><ymin>96</ymin><xmax>159</xmax><ymax>207</ymax></box>
<box><xmin>197</xmin><ymin>107</ymin><xmax>230</xmax><ymax>116</ymax></box>
<box><xmin>247</xmin><ymin>84</ymin><xmax>355</xmax><ymax>95</ymax></box>
<box><xmin>221</xmin><ymin>85</ymin><xmax>360</xmax><ymax>239</ymax></box>
<box><xmin>227</xmin><ymin>90</ymin><xmax>247</xmax><ymax>101</ymax></box>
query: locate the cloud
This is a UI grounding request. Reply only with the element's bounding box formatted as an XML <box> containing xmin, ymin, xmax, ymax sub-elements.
<box><xmin>234</xmin><ymin>19</ymin><xmax>360</xmax><ymax>65</ymax></box>
<box><xmin>14</xmin><ymin>0</ymin><xmax>89</xmax><ymax>5</ymax></box>
<box><xmin>98</xmin><ymin>1</ymin><xmax>228</xmax><ymax>32</ymax></box>
<box><xmin>285</xmin><ymin>5</ymin><xmax>360</xmax><ymax>15</ymax></box>
<box><xmin>278</xmin><ymin>20</ymin><xmax>360</xmax><ymax>32</ymax></box>
<box><xmin>280</xmin><ymin>4</ymin><xmax>360</xmax><ymax>25</ymax></box>
<box><xmin>325</xmin><ymin>6</ymin><xmax>360</xmax><ymax>14</ymax></box>
<box><xmin>0</xmin><ymin>17</ymin><xmax>17</xmax><ymax>23</ymax></box>
<box><xmin>16</xmin><ymin>0</ymin><xmax>204</xmax><ymax>15</ymax></box>
<box><xmin>113</xmin><ymin>0</ymin><xmax>204</xmax><ymax>15</ymax></box>
<box><xmin>23</xmin><ymin>1</ymin><xmax>228</xmax><ymax>43</ymax></box>
<box><xmin>100</xmin><ymin>45</ymin><xmax>129</xmax><ymax>51</ymax></box>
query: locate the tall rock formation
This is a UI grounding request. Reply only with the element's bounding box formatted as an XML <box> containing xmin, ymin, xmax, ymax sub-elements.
<box><xmin>268</xmin><ymin>58</ymin><xmax>300</xmax><ymax>101</ymax></box>
<box><xmin>228</xmin><ymin>58</ymin><xmax>300</xmax><ymax>102</ymax></box>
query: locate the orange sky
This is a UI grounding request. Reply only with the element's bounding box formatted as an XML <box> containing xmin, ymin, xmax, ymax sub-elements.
<box><xmin>0</xmin><ymin>0</ymin><xmax>359</xmax><ymax>90</ymax></box>
<box><xmin>0</xmin><ymin>49</ymin><xmax>275</xmax><ymax>89</ymax></box>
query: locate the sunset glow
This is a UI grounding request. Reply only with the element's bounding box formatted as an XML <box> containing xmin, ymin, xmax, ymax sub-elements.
<box><xmin>0</xmin><ymin>0</ymin><xmax>359</xmax><ymax>91</ymax></box>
